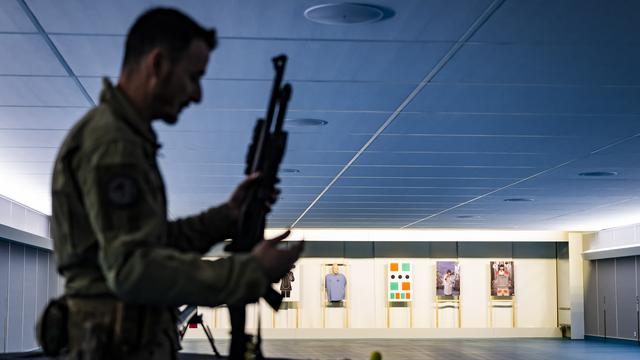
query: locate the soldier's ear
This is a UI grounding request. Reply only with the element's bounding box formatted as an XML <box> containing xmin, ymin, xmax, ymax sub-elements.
<box><xmin>147</xmin><ymin>48</ymin><xmax>170</xmax><ymax>81</ymax></box>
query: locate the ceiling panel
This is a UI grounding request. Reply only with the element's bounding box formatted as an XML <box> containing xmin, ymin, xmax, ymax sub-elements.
<box><xmin>52</xmin><ymin>34</ymin><xmax>453</xmax><ymax>82</ymax></box>
<box><xmin>80</xmin><ymin>77</ymin><xmax>417</xmax><ymax>112</ymax></box>
<box><xmin>0</xmin><ymin>107</ymin><xmax>86</xmax><ymax>129</ymax></box>
<box><xmin>0</xmin><ymin>76</ymin><xmax>89</xmax><ymax>106</ymax></box>
<box><xmin>0</xmin><ymin>129</ymin><xmax>66</xmax><ymax>148</ymax></box>
<box><xmin>0</xmin><ymin>34</ymin><xmax>66</xmax><ymax>75</ymax></box>
<box><xmin>343</xmin><ymin>165</ymin><xmax>537</xmax><ymax>179</ymax></box>
<box><xmin>0</xmin><ymin>0</ymin><xmax>36</xmax><ymax>32</ymax></box>
<box><xmin>161</xmin><ymin>162</ymin><xmax>342</xmax><ymax>178</ymax></box>
<box><xmin>334</xmin><ymin>176</ymin><xmax>515</xmax><ymax>188</ymax></box>
<box><xmin>0</xmin><ymin>148</ymin><xmax>57</xmax><ymax>162</ymax></box>
<box><xmin>327</xmin><ymin>186</ymin><xmax>489</xmax><ymax>197</ymax></box>
<box><xmin>29</xmin><ymin>0</ymin><xmax>492</xmax><ymax>41</ymax></box>
<box><xmin>435</xmin><ymin>43</ymin><xmax>640</xmax><ymax>86</ymax></box>
<box><xmin>406</xmin><ymin>83</ymin><xmax>640</xmax><ymax>115</ymax></box>
<box><xmin>0</xmin><ymin>160</ymin><xmax>50</xmax><ymax>175</ymax></box>
<box><xmin>156</xmin><ymin>130</ymin><xmax>372</xmax><ymax>152</ymax></box>
<box><xmin>365</xmin><ymin>133</ymin><xmax>614</xmax><ymax>155</ymax></box>
<box><xmin>355</xmin><ymin>151</ymin><xmax>559</xmax><ymax>168</ymax></box>
<box><xmin>385</xmin><ymin>113</ymin><xmax>640</xmax><ymax>138</ymax></box>
<box><xmin>158</xmin><ymin>149</ymin><xmax>357</xmax><ymax>167</ymax></box>
<box><xmin>167</xmin><ymin>109</ymin><xmax>389</xmax><ymax>133</ymax></box>
<box><xmin>471</xmin><ymin>0</ymin><xmax>640</xmax><ymax>43</ymax></box>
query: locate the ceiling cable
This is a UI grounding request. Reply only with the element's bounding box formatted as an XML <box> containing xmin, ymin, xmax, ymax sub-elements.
<box><xmin>290</xmin><ymin>0</ymin><xmax>507</xmax><ymax>228</ymax></box>
<box><xmin>16</xmin><ymin>0</ymin><xmax>95</xmax><ymax>106</ymax></box>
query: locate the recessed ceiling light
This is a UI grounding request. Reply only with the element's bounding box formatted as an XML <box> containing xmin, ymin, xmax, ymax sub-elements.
<box><xmin>280</xmin><ymin>168</ymin><xmax>300</xmax><ymax>173</ymax></box>
<box><xmin>504</xmin><ymin>198</ymin><xmax>534</xmax><ymax>202</ymax></box>
<box><xmin>578</xmin><ymin>171</ymin><xmax>618</xmax><ymax>177</ymax></box>
<box><xmin>285</xmin><ymin>118</ymin><xmax>328</xmax><ymax>127</ymax></box>
<box><xmin>304</xmin><ymin>3</ymin><xmax>392</xmax><ymax>25</ymax></box>
<box><xmin>456</xmin><ymin>215</ymin><xmax>476</xmax><ymax>219</ymax></box>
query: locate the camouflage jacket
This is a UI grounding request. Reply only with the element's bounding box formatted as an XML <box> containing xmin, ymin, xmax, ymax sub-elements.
<box><xmin>51</xmin><ymin>78</ymin><xmax>268</xmax><ymax>306</ymax></box>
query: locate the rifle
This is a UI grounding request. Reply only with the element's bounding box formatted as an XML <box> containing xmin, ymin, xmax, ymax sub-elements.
<box><xmin>225</xmin><ymin>54</ymin><xmax>292</xmax><ymax>359</ymax></box>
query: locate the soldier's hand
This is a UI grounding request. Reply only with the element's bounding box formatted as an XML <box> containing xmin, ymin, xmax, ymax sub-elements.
<box><xmin>251</xmin><ymin>230</ymin><xmax>304</xmax><ymax>283</ymax></box>
<box><xmin>227</xmin><ymin>172</ymin><xmax>280</xmax><ymax>218</ymax></box>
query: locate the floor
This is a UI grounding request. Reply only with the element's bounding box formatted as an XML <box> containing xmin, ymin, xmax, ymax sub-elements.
<box><xmin>181</xmin><ymin>338</ymin><xmax>640</xmax><ymax>360</ymax></box>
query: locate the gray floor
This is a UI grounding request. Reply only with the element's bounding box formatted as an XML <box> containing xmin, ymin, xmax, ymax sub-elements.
<box><xmin>181</xmin><ymin>338</ymin><xmax>640</xmax><ymax>360</ymax></box>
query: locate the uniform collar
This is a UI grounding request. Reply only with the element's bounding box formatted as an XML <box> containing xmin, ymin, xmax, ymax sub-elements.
<box><xmin>99</xmin><ymin>77</ymin><xmax>161</xmax><ymax>149</ymax></box>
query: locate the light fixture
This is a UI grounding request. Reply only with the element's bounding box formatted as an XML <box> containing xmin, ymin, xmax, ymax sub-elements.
<box><xmin>578</xmin><ymin>171</ymin><xmax>618</xmax><ymax>177</ymax></box>
<box><xmin>285</xmin><ymin>118</ymin><xmax>328</xmax><ymax>127</ymax></box>
<box><xmin>304</xmin><ymin>3</ymin><xmax>393</xmax><ymax>25</ymax></box>
<box><xmin>456</xmin><ymin>215</ymin><xmax>476</xmax><ymax>219</ymax></box>
<box><xmin>503</xmin><ymin>198</ymin><xmax>534</xmax><ymax>202</ymax></box>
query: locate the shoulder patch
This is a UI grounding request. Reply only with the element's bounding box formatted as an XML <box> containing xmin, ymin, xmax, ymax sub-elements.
<box><xmin>105</xmin><ymin>175</ymin><xmax>139</xmax><ymax>207</ymax></box>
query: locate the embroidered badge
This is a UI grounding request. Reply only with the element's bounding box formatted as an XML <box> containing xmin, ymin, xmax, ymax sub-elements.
<box><xmin>106</xmin><ymin>175</ymin><xmax>139</xmax><ymax>206</ymax></box>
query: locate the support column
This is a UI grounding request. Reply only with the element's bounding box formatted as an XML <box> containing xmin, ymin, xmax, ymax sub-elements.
<box><xmin>568</xmin><ymin>232</ymin><xmax>585</xmax><ymax>339</ymax></box>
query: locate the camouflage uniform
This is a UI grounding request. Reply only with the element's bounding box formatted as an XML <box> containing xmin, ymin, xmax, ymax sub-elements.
<box><xmin>51</xmin><ymin>78</ymin><xmax>269</xmax><ymax>359</ymax></box>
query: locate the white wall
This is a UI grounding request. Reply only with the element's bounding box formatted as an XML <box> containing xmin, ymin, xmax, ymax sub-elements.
<box><xmin>0</xmin><ymin>195</ymin><xmax>50</xmax><ymax>239</ymax></box>
<box><xmin>191</xmin><ymin>254</ymin><xmax>560</xmax><ymax>339</ymax></box>
<box><xmin>0</xmin><ymin>196</ymin><xmax>59</xmax><ymax>353</ymax></box>
<box><xmin>583</xmin><ymin>223</ymin><xmax>640</xmax><ymax>259</ymax></box>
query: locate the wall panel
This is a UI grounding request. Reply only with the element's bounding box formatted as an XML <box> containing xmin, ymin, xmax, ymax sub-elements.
<box><xmin>35</xmin><ymin>251</ymin><xmax>49</xmax><ymax>333</ymax></box>
<box><xmin>0</xmin><ymin>241</ymin><xmax>9</xmax><ymax>352</ymax></box>
<box><xmin>615</xmin><ymin>256</ymin><xmax>637</xmax><ymax>339</ymax></box>
<box><xmin>21</xmin><ymin>247</ymin><xmax>37</xmax><ymax>350</ymax></box>
<box><xmin>583</xmin><ymin>260</ymin><xmax>598</xmax><ymax>335</ymax></box>
<box><xmin>0</xmin><ymin>239</ymin><xmax>58</xmax><ymax>353</ymax></box>
<box><xmin>6</xmin><ymin>244</ymin><xmax>24</xmax><ymax>352</ymax></box>
<box><xmin>596</xmin><ymin>259</ymin><xmax>616</xmax><ymax>338</ymax></box>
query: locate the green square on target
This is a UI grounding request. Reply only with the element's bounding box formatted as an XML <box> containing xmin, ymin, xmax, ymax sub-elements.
<box><xmin>390</xmin><ymin>282</ymin><xmax>398</xmax><ymax>290</ymax></box>
<box><xmin>400</xmin><ymin>293</ymin><xmax>405</xmax><ymax>299</ymax></box>
<box><xmin>390</xmin><ymin>293</ymin><xmax>395</xmax><ymax>300</ymax></box>
<box><xmin>402</xmin><ymin>263</ymin><xmax>410</xmax><ymax>271</ymax></box>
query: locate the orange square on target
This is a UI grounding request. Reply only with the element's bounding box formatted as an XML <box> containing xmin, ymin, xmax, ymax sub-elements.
<box><xmin>402</xmin><ymin>282</ymin><xmax>410</xmax><ymax>290</ymax></box>
<box><xmin>390</xmin><ymin>263</ymin><xmax>398</xmax><ymax>271</ymax></box>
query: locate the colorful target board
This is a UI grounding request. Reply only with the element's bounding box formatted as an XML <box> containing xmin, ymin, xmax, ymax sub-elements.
<box><xmin>388</xmin><ymin>261</ymin><xmax>412</xmax><ymax>302</ymax></box>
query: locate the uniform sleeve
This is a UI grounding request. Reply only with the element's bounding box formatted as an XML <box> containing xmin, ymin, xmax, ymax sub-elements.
<box><xmin>76</xmin><ymin>140</ymin><xmax>270</xmax><ymax>306</ymax></box>
<box><xmin>166</xmin><ymin>203</ymin><xmax>237</xmax><ymax>253</ymax></box>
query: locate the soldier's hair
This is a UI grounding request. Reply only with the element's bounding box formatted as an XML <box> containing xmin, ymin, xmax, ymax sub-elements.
<box><xmin>122</xmin><ymin>8</ymin><xmax>217</xmax><ymax>68</ymax></box>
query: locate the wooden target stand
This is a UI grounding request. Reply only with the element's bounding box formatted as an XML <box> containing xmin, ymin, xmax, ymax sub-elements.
<box><xmin>272</xmin><ymin>301</ymin><xmax>300</xmax><ymax>329</ymax></box>
<box><xmin>321</xmin><ymin>263</ymin><xmax>350</xmax><ymax>328</ymax></box>
<box><xmin>434</xmin><ymin>262</ymin><xmax>462</xmax><ymax>328</ymax></box>
<box><xmin>488</xmin><ymin>296</ymin><xmax>516</xmax><ymax>328</ymax></box>
<box><xmin>386</xmin><ymin>301</ymin><xmax>413</xmax><ymax>328</ymax></box>
<box><xmin>435</xmin><ymin>296</ymin><xmax>461</xmax><ymax>328</ymax></box>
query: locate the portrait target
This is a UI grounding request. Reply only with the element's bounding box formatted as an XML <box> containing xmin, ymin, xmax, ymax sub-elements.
<box><xmin>490</xmin><ymin>261</ymin><xmax>514</xmax><ymax>297</ymax></box>
<box><xmin>436</xmin><ymin>261</ymin><xmax>460</xmax><ymax>297</ymax></box>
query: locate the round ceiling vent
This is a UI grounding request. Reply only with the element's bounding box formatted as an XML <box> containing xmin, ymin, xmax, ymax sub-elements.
<box><xmin>285</xmin><ymin>118</ymin><xmax>328</xmax><ymax>127</ymax></box>
<box><xmin>304</xmin><ymin>3</ymin><xmax>386</xmax><ymax>25</ymax></box>
<box><xmin>280</xmin><ymin>168</ymin><xmax>301</xmax><ymax>173</ymax></box>
<box><xmin>504</xmin><ymin>198</ymin><xmax>534</xmax><ymax>202</ymax></box>
<box><xmin>578</xmin><ymin>171</ymin><xmax>618</xmax><ymax>177</ymax></box>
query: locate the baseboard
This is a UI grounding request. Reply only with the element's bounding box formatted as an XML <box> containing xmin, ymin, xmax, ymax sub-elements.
<box><xmin>585</xmin><ymin>335</ymin><xmax>640</xmax><ymax>346</ymax></box>
<box><xmin>184</xmin><ymin>327</ymin><xmax>562</xmax><ymax>340</ymax></box>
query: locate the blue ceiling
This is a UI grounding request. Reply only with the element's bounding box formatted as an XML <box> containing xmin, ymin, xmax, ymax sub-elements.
<box><xmin>1</xmin><ymin>0</ymin><xmax>640</xmax><ymax>231</ymax></box>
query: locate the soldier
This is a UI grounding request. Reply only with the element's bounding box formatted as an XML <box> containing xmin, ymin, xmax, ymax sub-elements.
<box><xmin>43</xmin><ymin>7</ymin><xmax>302</xmax><ymax>360</ymax></box>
